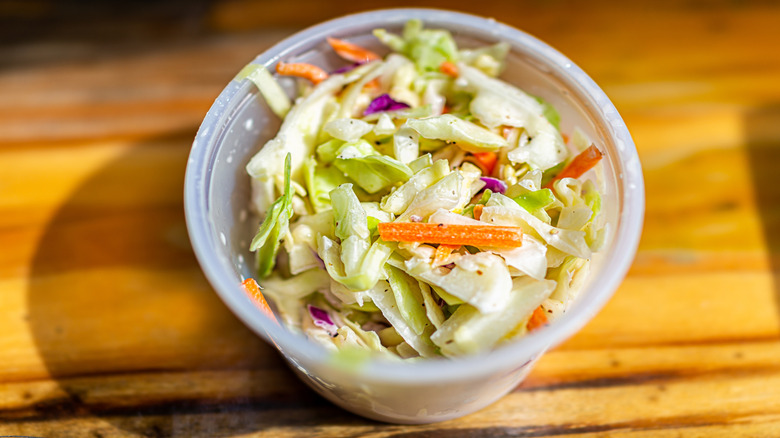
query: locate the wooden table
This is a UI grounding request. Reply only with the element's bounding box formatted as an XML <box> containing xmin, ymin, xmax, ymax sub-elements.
<box><xmin>2</xmin><ymin>1</ymin><xmax>779</xmax><ymax>436</ymax></box>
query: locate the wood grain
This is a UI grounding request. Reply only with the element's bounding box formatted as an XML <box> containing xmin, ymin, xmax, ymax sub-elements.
<box><xmin>1</xmin><ymin>0</ymin><xmax>780</xmax><ymax>436</ymax></box>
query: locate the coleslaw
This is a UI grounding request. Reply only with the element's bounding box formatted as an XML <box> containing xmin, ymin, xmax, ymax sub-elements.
<box><xmin>242</xmin><ymin>19</ymin><xmax>606</xmax><ymax>360</ymax></box>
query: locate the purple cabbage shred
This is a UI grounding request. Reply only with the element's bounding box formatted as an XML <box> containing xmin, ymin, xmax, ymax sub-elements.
<box><xmin>307</xmin><ymin>305</ymin><xmax>337</xmax><ymax>336</ymax></box>
<box><xmin>331</xmin><ymin>62</ymin><xmax>362</xmax><ymax>74</ymax></box>
<box><xmin>479</xmin><ymin>177</ymin><xmax>508</xmax><ymax>194</ymax></box>
<box><xmin>363</xmin><ymin>93</ymin><xmax>410</xmax><ymax>116</ymax></box>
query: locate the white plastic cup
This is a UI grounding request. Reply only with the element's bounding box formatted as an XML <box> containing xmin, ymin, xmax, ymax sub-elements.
<box><xmin>185</xmin><ymin>8</ymin><xmax>644</xmax><ymax>424</ymax></box>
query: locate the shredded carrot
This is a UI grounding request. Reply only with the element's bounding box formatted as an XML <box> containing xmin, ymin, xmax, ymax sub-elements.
<box><xmin>378</xmin><ymin>222</ymin><xmax>523</xmax><ymax>247</ymax></box>
<box><xmin>442</xmin><ymin>105</ymin><xmax>451</xmax><ymax>114</ymax></box>
<box><xmin>364</xmin><ymin>77</ymin><xmax>381</xmax><ymax>90</ymax></box>
<box><xmin>473</xmin><ymin>204</ymin><xmax>484</xmax><ymax>221</ymax></box>
<box><xmin>242</xmin><ymin>278</ymin><xmax>277</xmax><ymax>323</ymax></box>
<box><xmin>526</xmin><ymin>305</ymin><xmax>548</xmax><ymax>332</ymax></box>
<box><xmin>472</xmin><ymin>151</ymin><xmax>498</xmax><ymax>175</ymax></box>
<box><xmin>439</xmin><ymin>61</ymin><xmax>459</xmax><ymax>77</ymax></box>
<box><xmin>543</xmin><ymin>144</ymin><xmax>604</xmax><ymax>189</ymax></box>
<box><xmin>433</xmin><ymin>244</ymin><xmax>460</xmax><ymax>266</ymax></box>
<box><xmin>562</xmin><ymin>133</ymin><xmax>570</xmax><ymax>144</ymax></box>
<box><xmin>276</xmin><ymin>62</ymin><xmax>329</xmax><ymax>84</ymax></box>
<box><xmin>327</xmin><ymin>37</ymin><xmax>381</xmax><ymax>63</ymax></box>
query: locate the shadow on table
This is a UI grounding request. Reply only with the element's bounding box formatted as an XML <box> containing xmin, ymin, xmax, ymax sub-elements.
<box><xmin>23</xmin><ymin>131</ymin><xmax>368</xmax><ymax>436</ymax></box>
<box><xmin>744</xmin><ymin>104</ymin><xmax>780</xmax><ymax>320</ymax></box>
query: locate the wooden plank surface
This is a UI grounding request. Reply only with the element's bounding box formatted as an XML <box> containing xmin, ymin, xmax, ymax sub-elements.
<box><xmin>1</xmin><ymin>0</ymin><xmax>779</xmax><ymax>436</ymax></box>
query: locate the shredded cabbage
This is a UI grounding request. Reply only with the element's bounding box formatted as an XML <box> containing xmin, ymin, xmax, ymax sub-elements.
<box><xmin>396</xmin><ymin>170</ymin><xmax>463</xmax><ymax>222</ymax></box>
<box><xmin>385</xmin><ymin>265</ymin><xmax>432</xmax><ymax>335</ymax></box>
<box><xmin>405</xmin><ymin>114</ymin><xmax>507</xmax><ymax>153</ymax></box>
<box><xmin>366</xmin><ymin>280</ymin><xmax>438</xmax><ymax>357</ymax></box>
<box><xmin>374</xmin><ymin>19</ymin><xmax>458</xmax><ymax>73</ymax></box>
<box><xmin>249</xmin><ymin>153</ymin><xmax>294</xmax><ymax>277</ymax></box>
<box><xmin>430</xmin><ymin>277</ymin><xmax>556</xmax><ymax>356</ymax></box>
<box><xmin>247</xmin><ymin>73</ymin><xmax>359</xmax><ymax>213</ymax></box>
<box><xmin>458</xmin><ymin>42</ymin><xmax>510</xmax><ymax>76</ymax></box>
<box><xmin>403</xmin><ymin>252</ymin><xmax>512</xmax><ymax>314</ymax></box>
<box><xmin>303</xmin><ymin>156</ymin><xmax>349</xmax><ymax>213</ymax></box>
<box><xmin>324</xmin><ymin>118</ymin><xmax>374</xmax><ymax>141</ymax></box>
<box><xmin>242</xmin><ymin>20</ymin><xmax>607</xmax><ymax>360</ymax></box>
<box><xmin>236</xmin><ymin>64</ymin><xmax>291</xmax><ymax>118</ymax></box>
<box><xmin>460</xmin><ymin>64</ymin><xmax>567</xmax><ymax>171</ymax></box>
<box><xmin>380</xmin><ymin>159</ymin><xmax>450</xmax><ymax>215</ymax></box>
<box><xmin>393</xmin><ymin>125</ymin><xmax>420</xmax><ymax>164</ymax></box>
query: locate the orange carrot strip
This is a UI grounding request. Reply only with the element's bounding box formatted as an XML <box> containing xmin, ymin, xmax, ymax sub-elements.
<box><xmin>433</xmin><ymin>244</ymin><xmax>460</xmax><ymax>266</ymax></box>
<box><xmin>378</xmin><ymin>222</ymin><xmax>523</xmax><ymax>247</ymax></box>
<box><xmin>442</xmin><ymin>105</ymin><xmax>451</xmax><ymax>114</ymax></box>
<box><xmin>242</xmin><ymin>278</ymin><xmax>277</xmax><ymax>323</ymax></box>
<box><xmin>543</xmin><ymin>145</ymin><xmax>604</xmax><ymax>189</ymax></box>
<box><xmin>364</xmin><ymin>77</ymin><xmax>380</xmax><ymax>90</ymax></box>
<box><xmin>562</xmin><ymin>133</ymin><xmax>570</xmax><ymax>144</ymax></box>
<box><xmin>526</xmin><ymin>305</ymin><xmax>548</xmax><ymax>332</ymax></box>
<box><xmin>472</xmin><ymin>151</ymin><xmax>498</xmax><ymax>175</ymax></box>
<box><xmin>327</xmin><ymin>37</ymin><xmax>381</xmax><ymax>63</ymax></box>
<box><xmin>439</xmin><ymin>61</ymin><xmax>459</xmax><ymax>77</ymax></box>
<box><xmin>276</xmin><ymin>62</ymin><xmax>329</xmax><ymax>84</ymax></box>
<box><xmin>473</xmin><ymin>204</ymin><xmax>484</xmax><ymax>221</ymax></box>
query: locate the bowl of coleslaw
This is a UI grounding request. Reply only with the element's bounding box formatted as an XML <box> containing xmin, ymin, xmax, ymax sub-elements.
<box><xmin>185</xmin><ymin>8</ymin><xmax>643</xmax><ymax>423</ymax></box>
